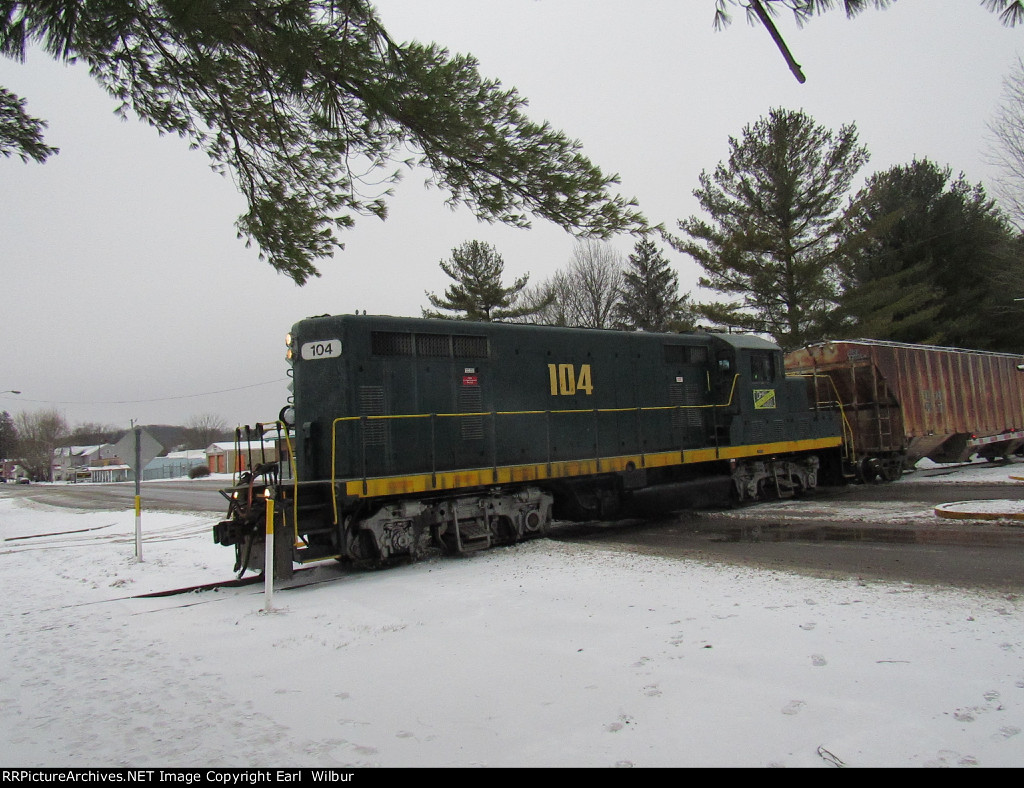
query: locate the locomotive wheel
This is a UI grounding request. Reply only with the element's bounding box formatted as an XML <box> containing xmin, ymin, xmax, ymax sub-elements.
<box><xmin>858</xmin><ymin>457</ymin><xmax>882</xmax><ymax>483</ymax></box>
<box><xmin>341</xmin><ymin>518</ymin><xmax>382</xmax><ymax>566</ymax></box>
<box><xmin>858</xmin><ymin>456</ymin><xmax>902</xmax><ymax>483</ymax></box>
<box><xmin>489</xmin><ymin>515</ymin><xmax>519</xmax><ymax>546</ymax></box>
<box><xmin>880</xmin><ymin>460</ymin><xmax>903</xmax><ymax>482</ymax></box>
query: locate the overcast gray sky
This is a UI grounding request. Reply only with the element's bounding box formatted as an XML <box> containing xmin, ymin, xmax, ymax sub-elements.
<box><xmin>0</xmin><ymin>0</ymin><xmax>1021</xmax><ymax>430</ymax></box>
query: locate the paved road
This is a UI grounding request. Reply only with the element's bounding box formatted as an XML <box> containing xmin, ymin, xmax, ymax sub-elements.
<box><xmin>0</xmin><ymin>478</ymin><xmax>229</xmax><ymax>513</ymax></box>
<box><xmin>551</xmin><ymin>469</ymin><xmax>1024</xmax><ymax>591</ymax></box>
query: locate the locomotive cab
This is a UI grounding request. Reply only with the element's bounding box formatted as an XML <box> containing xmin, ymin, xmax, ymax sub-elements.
<box><xmin>709</xmin><ymin>334</ymin><xmax>808</xmax><ymax>441</ymax></box>
<box><xmin>707</xmin><ymin>335</ymin><xmax>778</xmax><ymax>440</ymax></box>
<box><xmin>706</xmin><ymin>333</ymin><xmax>842</xmax><ymax>496</ymax></box>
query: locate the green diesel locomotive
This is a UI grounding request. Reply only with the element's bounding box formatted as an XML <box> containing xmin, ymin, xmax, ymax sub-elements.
<box><xmin>214</xmin><ymin>314</ymin><xmax>844</xmax><ymax>578</ymax></box>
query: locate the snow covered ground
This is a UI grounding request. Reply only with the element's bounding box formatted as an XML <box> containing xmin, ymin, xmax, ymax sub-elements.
<box><xmin>1</xmin><ymin>464</ymin><xmax>1023</xmax><ymax>768</ymax></box>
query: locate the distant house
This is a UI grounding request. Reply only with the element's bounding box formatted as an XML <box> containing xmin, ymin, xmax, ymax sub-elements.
<box><xmin>1</xmin><ymin>460</ymin><xmax>25</xmax><ymax>482</ymax></box>
<box><xmin>53</xmin><ymin>428</ymin><xmax>167</xmax><ymax>483</ymax></box>
<box><xmin>112</xmin><ymin>429</ymin><xmax>163</xmax><ymax>473</ymax></box>
<box><xmin>144</xmin><ymin>450</ymin><xmax>207</xmax><ymax>480</ymax></box>
<box><xmin>88</xmin><ymin>463</ymin><xmax>133</xmax><ymax>484</ymax></box>
<box><xmin>205</xmin><ymin>440</ymin><xmax>281</xmax><ymax>475</ymax></box>
<box><xmin>54</xmin><ymin>445</ymin><xmax>115</xmax><ymax>482</ymax></box>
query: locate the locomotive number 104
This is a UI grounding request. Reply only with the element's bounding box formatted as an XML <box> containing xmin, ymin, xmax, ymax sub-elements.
<box><xmin>301</xmin><ymin>339</ymin><xmax>342</xmax><ymax>360</ymax></box>
<box><xmin>548</xmin><ymin>363</ymin><xmax>594</xmax><ymax>396</ymax></box>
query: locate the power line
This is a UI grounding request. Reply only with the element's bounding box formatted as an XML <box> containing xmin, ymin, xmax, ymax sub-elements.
<box><xmin>0</xmin><ymin>379</ymin><xmax>287</xmax><ymax>406</ymax></box>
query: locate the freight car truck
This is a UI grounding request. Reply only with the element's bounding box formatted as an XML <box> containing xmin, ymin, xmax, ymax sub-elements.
<box><xmin>785</xmin><ymin>340</ymin><xmax>1024</xmax><ymax>479</ymax></box>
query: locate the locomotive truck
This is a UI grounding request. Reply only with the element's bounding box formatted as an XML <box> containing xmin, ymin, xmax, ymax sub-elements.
<box><xmin>214</xmin><ymin>314</ymin><xmax>845</xmax><ymax>578</ymax></box>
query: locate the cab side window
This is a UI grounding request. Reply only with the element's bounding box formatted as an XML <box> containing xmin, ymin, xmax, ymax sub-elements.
<box><xmin>750</xmin><ymin>351</ymin><xmax>775</xmax><ymax>383</ymax></box>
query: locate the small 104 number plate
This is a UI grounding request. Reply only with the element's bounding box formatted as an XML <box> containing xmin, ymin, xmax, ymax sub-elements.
<box><xmin>301</xmin><ymin>339</ymin><xmax>342</xmax><ymax>360</ymax></box>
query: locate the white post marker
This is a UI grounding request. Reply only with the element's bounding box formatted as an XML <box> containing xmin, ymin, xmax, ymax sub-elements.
<box><xmin>134</xmin><ymin>494</ymin><xmax>142</xmax><ymax>562</ymax></box>
<box><xmin>264</xmin><ymin>491</ymin><xmax>275</xmax><ymax>611</ymax></box>
<box><xmin>133</xmin><ymin>425</ymin><xmax>143</xmax><ymax>562</ymax></box>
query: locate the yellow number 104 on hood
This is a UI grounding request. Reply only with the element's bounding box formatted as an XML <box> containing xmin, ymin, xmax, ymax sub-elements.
<box><xmin>548</xmin><ymin>363</ymin><xmax>594</xmax><ymax>396</ymax></box>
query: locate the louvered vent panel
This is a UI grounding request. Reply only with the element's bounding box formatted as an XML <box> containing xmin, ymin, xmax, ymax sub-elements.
<box><xmin>458</xmin><ymin>386</ymin><xmax>484</xmax><ymax>440</ymax></box>
<box><xmin>371</xmin><ymin>332</ymin><xmax>413</xmax><ymax>356</ymax></box>
<box><xmin>359</xmin><ymin>386</ymin><xmax>386</xmax><ymax>446</ymax></box>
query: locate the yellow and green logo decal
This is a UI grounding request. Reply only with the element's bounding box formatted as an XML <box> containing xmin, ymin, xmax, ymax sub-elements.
<box><xmin>753</xmin><ymin>388</ymin><xmax>776</xmax><ymax>410</ymax></box>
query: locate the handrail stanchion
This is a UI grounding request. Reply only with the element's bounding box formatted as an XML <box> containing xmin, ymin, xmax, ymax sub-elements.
<box><xmin>430</xmin><ymin>414</ymin><xmax>437</xmax><ymax>488</ymax></box>
<box><xmin>545</xmin><ymin>411</ymin><xmax>552</xmax><ymax>478</ymax></box>
<box><xmin>264</xmin><ymin>490</ymin><xmax>275</xmax><ymax>612</ymax></box>
<box><xmin>490</xmin><ymin>411</ymin><xmax>498</xmax><ymax>484</ymax></box>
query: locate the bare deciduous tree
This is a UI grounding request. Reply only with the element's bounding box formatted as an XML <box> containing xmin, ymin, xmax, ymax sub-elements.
<box><xmin>988</xmin><ymin>56</ymin><xmax>1024</xmax><ymax>228</ymax></box>
<box><xmin>563</xmin><ymin>240</ymin><xmax>625</xmax><ymax>329</ymax></box>
<box><xmin>514</xmin><ymin>240</ymin><xmax>624</xmax><ymax>328</ymax></box>
<box><xmin>14</xmin><ymin>409</ymin><xmax>68</xmax><ymax>481</ymax></box>
<box><xmin>509</xmin><ymin>276</ymin><xmax>572</xmax><ymax>325</ymax></box>
<box><xmin>67</xmin><ymin>422</ymin><xmax>121</xmax><ymax>445</ymax></box>
<box><xmin>184</xmin><ymin>413</ymin><xmax>229</xmax><ymax>450</ymax></box>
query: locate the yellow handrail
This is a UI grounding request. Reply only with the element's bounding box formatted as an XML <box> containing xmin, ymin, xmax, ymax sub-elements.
<box><xmin>789</xmin><ymin>373</ymin><xmax>856</xmax><ymax>464</ymax></box>
<box><xmin>327</xmin><ymin>375</ymin><xmax>743</xmax><ymax>522</ymax></box>
<box><xmin>275</xmin><ymin>421</ymin><xmax>299</xmax><ymax>547</ymax></box>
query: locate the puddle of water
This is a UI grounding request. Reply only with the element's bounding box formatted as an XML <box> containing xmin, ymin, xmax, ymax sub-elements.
<box><xmin>700</xmin><ymin>522</ymin><xmax>1024</xmax><ymax>546</ymax></box>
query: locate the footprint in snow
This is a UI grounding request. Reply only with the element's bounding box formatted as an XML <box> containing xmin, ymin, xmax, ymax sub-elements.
<box><xmin>605</xmin><ymin>714</ymin><xmax>635</xmax><ymax>732</ymax></box>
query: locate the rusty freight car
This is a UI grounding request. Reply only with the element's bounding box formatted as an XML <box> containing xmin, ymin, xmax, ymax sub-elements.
<box><xmin>785</xmin><ymin>340</ymin><xmax>1024</xmax><ymax>480</ymax></box>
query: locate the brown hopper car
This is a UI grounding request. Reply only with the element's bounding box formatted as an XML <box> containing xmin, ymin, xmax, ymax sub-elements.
<box><xmin>785</xmin><ymin>340</ymin><xmax>1024</xmax><ymax>479</ymax></box>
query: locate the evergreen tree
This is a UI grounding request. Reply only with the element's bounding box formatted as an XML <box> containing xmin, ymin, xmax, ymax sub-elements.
<box><xmin>837</xmin><ymin>158</ymin><xmax>1024</xmax><ymax>351</ymax></box>
<box><xmin>671</xmin><ymin>107</ymin><xmax>869</xmax><ymax>350</ymax></box>
<box><xmin>423</xmin><ymin>241</ymin><xmax>541</xmax><ymax>321</ymax></box>
<box><xmin>0</xmin><ymin>87</ymin><xmax>57</xmax><ymax>163</ymax></box>
<box><xmin>715</xmin><ymin>2</ymin><xmax>1024</xmax><ymax>83</ymax></box>
<box><xmin>613</xmin><ymin>239</ymin><xmax>694</xmax><ymax>332</ymax></box>
<box><xmin>714</xmin><ymin>2</ymin><xmax>1024</xmax><ymax>31</ymax></box>
<box><xmin>0</xmin><ymin>410</ymin><xmax>17</xmax><ymax>465</ymax></box>
<box><xmin>0</xmin><ymin>1</ymin><xmax>645</xmax><ymax>284</ymax></box>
